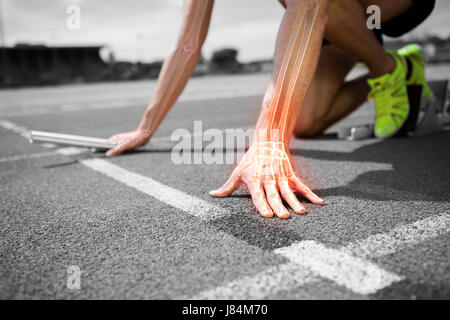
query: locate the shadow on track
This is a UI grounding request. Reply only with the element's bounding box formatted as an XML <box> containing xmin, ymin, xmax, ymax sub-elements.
<box><xmin>292</xmin><ymin>131</ymin><xmax>450</xmax><ymax>203</ymax></box>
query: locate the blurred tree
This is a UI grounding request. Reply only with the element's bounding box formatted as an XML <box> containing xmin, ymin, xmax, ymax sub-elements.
<box><xmin>209</xmin><ymin>48</ymin><xmax>243</xmax><ymax>73</ymax></box>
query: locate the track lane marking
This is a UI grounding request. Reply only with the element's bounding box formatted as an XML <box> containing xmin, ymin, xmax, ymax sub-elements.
<box><xmin>0</xmin><ymin>147</ymin><xmax>86</xmax><ymax>163</ymax></box>
<box><xmin>0</xmin><ymin>151</ymin><xmax>58</xmax><ymax>163</ymax></box>
<box><xmin>274</xmin><ymin>241</ymin><xmax>402</xmax><ymax>295</ymax></box>
<box><xmin>80</xmin><ymin>158</ymin><xmax>230</xmax><ymax>221</ymax></box>
<box><xmin>189</xmin><ymin>262</ymin><xmax>319</xmax><ymax>300</ymax></box>
<box><xmin>192</xmin><ymin>213</ymin><xmax>449</xmax><ymax>299</ymax></box>
<box><xmin>343</xmin><ymin>212</ymin><xmax>450</xmax><ymax>258</ymax></box>
<box><xmin>0</xmin><ymin>119</ymin><xmax>30</xmax><ymax>138</ymax></box>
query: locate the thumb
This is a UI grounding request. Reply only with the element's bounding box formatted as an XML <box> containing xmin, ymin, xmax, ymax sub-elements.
<box><xmin>105</xmin><ymin>141</ymin><xmax>131</xmax><ymax>157</ymax></box>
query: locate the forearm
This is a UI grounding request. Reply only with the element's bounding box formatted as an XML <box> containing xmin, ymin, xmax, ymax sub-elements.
<box><xmin>255</xmin><ymin>0</ymin><xmax>328</xmax><ymax>145</ymax></box>
<box><xmin>137</xmin><ymin>0</ymin><xmax>213</xmax><ymax>133</ymax></box>
<box><xmin>138</xmin><ymin>47</ymin><xmax>202</xmax><ymax>132</ymax></box>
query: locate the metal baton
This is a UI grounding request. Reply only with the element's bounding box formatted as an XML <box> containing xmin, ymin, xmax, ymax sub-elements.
<box><xmin>29</xmin><ymin>130</ymin><xmax>117</xmax><ymax>149</ymax></box>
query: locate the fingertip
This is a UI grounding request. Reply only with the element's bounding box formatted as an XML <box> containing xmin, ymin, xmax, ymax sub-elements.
<box><xmin>275</xmin><ymin>209</ymin><xmax>290</xmax><ymax>219</ymax></box>
<box><xmin>306</xmin><ymin>193</ymin><xmax>325</xmax><ymax>205</ymax></box>
<box><xmin>294</xmin><ymin>207</ymin><xmax>307</xmax><ymax>214</ymax></box>
<box><xmin>316</xmin><ymin>198</ymin><xmax>325</xmax><ymax>205</ymax></box>
<box><xmin>209</xmin><ymin>190</ymin><xmax>220</xmax><ymax>197</ymax></box>
<box><xmin>260</xmin><ymin>210</ymin><xmax>274</xmax><ymax>218</ymax></box>
<box><xmin>209</xmin><ymin>189</ymin><xmax>228</xmax><ymax>197</ymax></box>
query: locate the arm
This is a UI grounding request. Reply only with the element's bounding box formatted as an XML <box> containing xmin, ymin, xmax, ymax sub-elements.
<box><xmin>106</xmin><ymin>0</ymin><xmax>214</xmax><ymax>156</ymax></box>
<box><xmin>211</xmin><ymin>0</ymin><xmax>329</xmax><ymax>218</ymax></box>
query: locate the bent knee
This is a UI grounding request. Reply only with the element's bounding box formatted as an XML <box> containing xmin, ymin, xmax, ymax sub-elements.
<box><xmin>294</xmin><ymin>116</ymin><xmax>326</xmax><ymax>139</ymax></box>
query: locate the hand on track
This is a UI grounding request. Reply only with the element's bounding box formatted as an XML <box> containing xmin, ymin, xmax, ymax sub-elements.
<box><xmin>210</xmin><ymin>141</ymin><xmax>324</xmax><ymax>218</ymax></box>
<box><xmin>99</xmin><ymin>129</ymin><xmax>152</xmax><ymax>156</ymax></box>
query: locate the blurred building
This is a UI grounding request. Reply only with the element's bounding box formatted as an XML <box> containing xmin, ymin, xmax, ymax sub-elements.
<box><xmin>0</xmin><ymin>43</ymin><xmax>279</xmax><ymax>88</ymax></box>
<box><xmin>0</xmin><ymin>44</ymin><xmax>109</xmax><ymax>87</ymax></box>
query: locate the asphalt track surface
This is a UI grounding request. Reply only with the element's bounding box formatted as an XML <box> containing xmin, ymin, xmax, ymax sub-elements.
<box><xmin>1</xmin><ymin>72</ymin><xmax>449</xmax><ymax>300</ymax></box>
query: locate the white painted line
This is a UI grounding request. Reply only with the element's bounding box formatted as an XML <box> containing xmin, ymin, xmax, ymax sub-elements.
<box><xmin>56</xmin><ymin>147</ymin><xmax>86</xmax><ymax>156</ymax></box>
<box><xmin>0</xmin><ymin>151</ymin><xmax>58</xmax><ymax>163</ymax></box>
<box><xmin>41</xmin><ymin>143</ymin><xmax>57</xmax><ymax>149</ymax></box>
<box><xmin>274</xmin><ymin>240</ymin><xmax>402</xmax><ymax>295</ymax></box>
<box><xmin>193</xmin><ymin>214</ymin><xmax>450</xmax><ymax>299</ymax></box>
<box><xmin>80</xmin><ymin>158</ymin><xmax>230</xmax><ymax>221</ymax></box>
<box><xmin>0</xmin><ymin>147</ymin><xmax>86</xmax><ymax>164</ymax></box>
<box><xmin>0</xmin><ymin>119</ymin><xmax>56</xmax><ymax>148</ymax></box>
<box><xmin>188</xmin><ymin>262</ymin><xmax>319</xmax><ymax>300</ymax></box>
<box><xmin>0</xmin><ymin>119</ymin><xmax>29</xmax><ymax>138</ymax></box>
<box><xmin>343</xmin><ymin>213</ymin><xmax>450</xmax><ymax>259</ymax></box>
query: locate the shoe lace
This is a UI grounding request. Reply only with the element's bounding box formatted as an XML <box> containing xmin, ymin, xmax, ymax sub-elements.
<box><xmin>368</xmin><ymin>79</ymin><xmax>396</xmax><ymax>118</ymax></box>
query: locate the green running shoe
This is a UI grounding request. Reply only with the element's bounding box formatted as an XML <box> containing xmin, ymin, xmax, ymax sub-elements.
<box><xmin>367</xmin><ymin>51</ymin><xmax>410</xmax><ymax>138</ymax></box>
<box><xmin>398</xmin><ymin>44</ymin><xmax>434</xmax><ymax>99</ymax></box>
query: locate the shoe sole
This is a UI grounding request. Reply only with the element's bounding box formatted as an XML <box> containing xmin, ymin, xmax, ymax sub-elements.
<box><xmin>395</xmin><ymin>85</ymin><xmax>422</xmax><ymax>137</ymax></box>
<box><xmin>374</xmin><ymin>104</ymin><xmax>411</xmax><ymax>139</ymax></box>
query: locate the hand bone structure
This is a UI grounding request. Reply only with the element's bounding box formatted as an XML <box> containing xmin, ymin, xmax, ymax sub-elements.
<box><xmin>211</xmin><ymin>1</ymin><xmax>325</xmax><ymax>218</ymax></box>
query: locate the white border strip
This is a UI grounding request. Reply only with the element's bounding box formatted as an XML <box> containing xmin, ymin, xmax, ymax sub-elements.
<box><xmin>189</xmin><ymin>262</ymin><xmax>319</xmax><ymax>300</ymax></box>
<box><xmin>344</xmin><ymin>213</ymin><xmax>450</xmax><ymax>258</ymax></box>
<box><xmin>275</xmin><ymin>240</ymin><xmax>402</xmax><ymax>295</ymax></box>
<box><xmin>193</xmin><ymin>213</ymin><xmax>449</xmax><ymax>299</ymax></box>
<box><xmin>81</xmin><ymin>158</ymin><xmax>230</xmax><ymax>221</ymax></box>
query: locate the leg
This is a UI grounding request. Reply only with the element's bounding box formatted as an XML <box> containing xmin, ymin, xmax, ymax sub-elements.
<box><xmin>325</xmin><ymin>0</ymin><xmax>413</xmax><ymax>77</ymax></box>
<box><xmin>316</xmin><ymin>74</ymin><xmax>371</xmax><ymax>134</ymax></box>
<box><xmin>296</xmin><ymin>0</ymin><xmax>416</xmax><ymax>138</ymax></box>
<box><xmin>295</xmin><ymin>44</ymin><xmax>357</xmax><ymax>138</ymax></box>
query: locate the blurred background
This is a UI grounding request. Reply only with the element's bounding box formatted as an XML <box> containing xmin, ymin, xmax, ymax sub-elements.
<box><xmin>0</xmin><ymin>0</ymin><xmax>449</xmax><ymax>87</ymax></box>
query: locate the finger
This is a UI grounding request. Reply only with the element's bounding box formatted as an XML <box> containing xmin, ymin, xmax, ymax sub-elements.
<box><xmin>247</xmin><ymin>180</ymin><xmax>274</xmax><ymax>218</ymax></box>
<box><xmin>107</xmin><ymin>135</ymin><xmax>121</xmax><ymax>144</ymax></box>
<box><xmin>290</xmin><ymin>176</ymin><xmax>325</xmax><ymax>205</ymax></box>
<box><xmin>279</xmin><ymin>179</ymin><xmax>307</xmax><ymax>214</ymax></box>
<box><xmin>209</xmin><ymin>174</ymin><xmax>242</xmax><ymax>197</ymax></box>
<box><xmin>105</xmin><ymin>141</ymin><xmax>131</xmax><ymax>157</ymax></box>
<box><xmin>264</xmin><ymin>181</ymin><xmax>290</xmax><ymax>219</ymax></box>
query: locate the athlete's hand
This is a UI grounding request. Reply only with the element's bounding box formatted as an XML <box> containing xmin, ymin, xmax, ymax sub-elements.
<box><xmin>102</xmin><ymin>129</ymin><xmax>152</xmax><ymax>156</ymax></box>
<box><xmin>210</xmin><ymin>141</ymin><xmax>324</xmax><ymax>218</ymax></box>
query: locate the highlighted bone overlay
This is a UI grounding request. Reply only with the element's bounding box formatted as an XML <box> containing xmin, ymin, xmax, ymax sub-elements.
<box><xmin>211</xmin><ymin>0</ymin><xmax>325</xmax><ymax>218</ymax></box>
<box><xmin>261</xmin><ymin>0</ymin><xmax>319</xmax><ymax>143</ymax></box>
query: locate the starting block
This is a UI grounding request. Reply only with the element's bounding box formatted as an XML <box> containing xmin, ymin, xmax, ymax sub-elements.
<box><xmin>405</xmin><ymin>80</ymin><xmax>449</xmax><ymax>136</ymax></box>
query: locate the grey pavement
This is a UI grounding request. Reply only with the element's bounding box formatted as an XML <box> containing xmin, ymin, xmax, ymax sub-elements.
<box><xmin>0</xmin><ymin>73</ymin><xmax>449</xmax><ymax>300</ymax></box>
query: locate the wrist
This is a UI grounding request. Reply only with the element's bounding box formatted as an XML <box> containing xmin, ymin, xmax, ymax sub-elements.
<box><xmin>137</xmin><ymin>107</ymin><xmax>157</xmax><ymax>133</ymax></box>
<box><xmin>252</xmin><ymin>127</ymin><xmax>291</xmax><ymax>148</ymax></box>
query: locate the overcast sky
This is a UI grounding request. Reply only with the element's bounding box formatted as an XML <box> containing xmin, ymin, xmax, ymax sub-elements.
<box><xmin>1</xmin><ymin>0</ymin><xmax>449</xmax><ymax>62</ymax></box>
